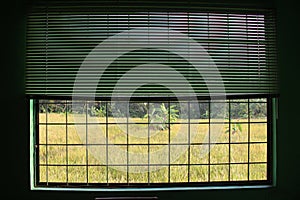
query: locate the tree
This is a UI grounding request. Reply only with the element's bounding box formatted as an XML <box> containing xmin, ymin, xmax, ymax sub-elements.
<box><xmin>144</xmin><ymin>103</ymin><xmax>179</xmax><ymax>130</ymax></box>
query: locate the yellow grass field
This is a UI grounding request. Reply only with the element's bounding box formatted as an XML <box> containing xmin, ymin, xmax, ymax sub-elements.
<box><xmin>38</xmin><ymin>113</ymin><xmax>267</xmax><ymax>184</ymax></box>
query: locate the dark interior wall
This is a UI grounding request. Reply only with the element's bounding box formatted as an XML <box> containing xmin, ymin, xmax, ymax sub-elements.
<box><xmin>4</xmin><ymin>0</ymin><xmax>299</xmax><ymax>199</ymax></box>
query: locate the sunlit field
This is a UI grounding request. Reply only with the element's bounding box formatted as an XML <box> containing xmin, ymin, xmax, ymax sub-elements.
<box><xmin>38</xmin><ymin>113</ymin><xmax>267</xmax><ymax>184</ymax></box>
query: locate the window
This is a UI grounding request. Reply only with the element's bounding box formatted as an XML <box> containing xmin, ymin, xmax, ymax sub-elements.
<box><xmin>33</xmin><ymin>97</ymin><xmax>273</xmax><ymax>187</ymax></box>
<box><xmin>27</xmin><ymin>1</ymin><xmax>278</xmax><ymax>190</ymax></box>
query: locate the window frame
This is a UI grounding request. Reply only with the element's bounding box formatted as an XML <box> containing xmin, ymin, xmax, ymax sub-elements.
<box><xmin>30</xmin><ymin>95</ymin><xmax>277</xmax><ymax>191</ymax></box>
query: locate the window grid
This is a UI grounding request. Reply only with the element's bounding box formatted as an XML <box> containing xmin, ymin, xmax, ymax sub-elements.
<box><xmin>35</xmin><ymin>98</ymin><xmax>270</xmax><ymax>187</ymax></box>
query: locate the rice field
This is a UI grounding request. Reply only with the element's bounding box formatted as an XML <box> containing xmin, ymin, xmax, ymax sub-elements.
<box><xmin>37</xmin><ymin>113</ymin><xmax>268</xmax><ymax>184</ymax></box>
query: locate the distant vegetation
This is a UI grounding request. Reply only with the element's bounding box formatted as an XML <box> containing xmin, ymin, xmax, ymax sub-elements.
<box><xmin>39</xmin><ymin>99</ymin><xmax>267</xmax><ymax>120</ymax></box>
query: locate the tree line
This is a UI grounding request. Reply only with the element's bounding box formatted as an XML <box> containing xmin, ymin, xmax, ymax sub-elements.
<box><xmin>39</xmin><ymin>99</ymin><xmax>267</xmax><ymax>119</ymax></box>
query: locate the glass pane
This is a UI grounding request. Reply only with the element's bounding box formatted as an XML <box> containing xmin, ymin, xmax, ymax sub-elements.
<box><xmin>211</xmin><ymin>123</ymin><xmax>229</xmax><ymax>143</ymax></box>
<box><xmin>39</xmin><ymin>104</ymin><xmax>46</xmax><ymax>123</ymax></box>
<box><xmin>210</xmin><ymin>144</ymin><xmax>229</xmax><ymax>164</ymax></box>
<box><xmin>68</xmin><ymin>166</ymin><xmax>87</xmax><ymax>183</ymax></box>
<box><xmin>129</xmin><ymin>102</ymin><xmax>147</xmax><ymax>123</ymax></box>
<box><xmin>39</xmin><ymin>125</ymin><xmax>46</xmax><ymax>144</ymax></box>
<box><xmin>190</xmin><ymin>124</ymin><xmax>209</xmax><ymax>144</ymax></box>
<box><xmin>48</xmin><ymin>145</ymin><xmax>66</xmax><ymax>165</ymax></box>
<box><xmin>87</xmin><ymin>124</ymin><xmax>106</xmax><ymax>144</ymax></box>
<box><xmin>250</xmin><ymin>102</ymin><xmax>267</xmax><ymax>122</ymax></box>
<box><xmin>108</xmin><ymin>167</ymin><xmax>127</xmax><ymax>183</ymax></box>
<box><xmin>170</xmin><ymin>124</ymin><xmax>188</xmax><ymax>144</ymax></box>
<box><xmin>128</xmin><ymin>145</ymin><xmax>148</xmax><ymax>165</ymax></box>
<box><xmin>128</xmin><ymin>124</ymin><xmax>148</xmax><ymax>143</ymax></box>
<box><xmin>149</xmin><ymin>145</ymin><xmax>169</xmax><ymax>165</ymax></box>
<box><xmin>230</xmin><ymin>123</ymin><xmax>248</xmax><ymax>143</ymax></box>
<box><xmin>68</xmin><ymin>146</ymin><xmax>87</xmax><ymax>165</ymax></box>
<box><xmin>171</xmin><ymin>145</ymin><xmax>188</xmax><ymax>164</ymax></box>
<box><xmin>250</xmin><ymin>143</ymin><xmax>267</xmax><ymax>162</ymax></box>
<box><xmin>250</xmin><ymin>98</ymin><xmax>267</xmax><ymax>103</ymax></box>
<box><xmin>48</xmin><ymin>166</ymin><xmax>67</xmax><ymax>183</ymax></box>
<box><xmin>128</xmin><ymin>168</ymin><xmax>148</xmax><ymax>183</ymax></box>
<box><xmin>48</xmin><ymin>125</ymin><xmax>66</xmax><ymax>144</ymax></box>
<box><xmin>107</xmin><ymin>125</ymin><xmax>127</xmax><ymax>144</ymax></box>
<box><xmin>230</xmin><ymin>102</ymin><xmax>248</xmax><ymax>119</ymax></box>
<box><xmin>149</xmin><ymin>102</ymin><xmax>169</xmax><ymax>123</ymax></box>
<box><xmin>170</xmin><ymin>166</ymin><xmax>188</xmax><ymax>182</ymax></box>
<box><xmin>249</xmin><ymin>164</ymin><xmax>267</xmax><ymax>180</ymax></box>
<box><xmin>68</xmin><ymin>125</ymin><xmax>86</xmax><ymax>144</ymax></box>
<box><xmin>190</xmin><ymin>165</ymin><xmax>209</xmax><ymax>182</ymax></box>
<box><xmin>230</xmin><ymin>144</ymin><xmax>248</xmax><ymax>163</ymax></box>
<box><xmin>88</xmin><ymin>166</ymin><xmax>107</xmax><ymax>183</ymax></box>
<box><xmin>190</xmin><ymin>102</ymin><xmax>209</xmax><ymax>121</ymax></box>
<box><xmin>39</xmin><ymin>166</ymin><xmax>47</xmax><ymax>182</ymax></box>
<box><xmin>88</xmin><ymin>146</ymin><xmax>106</xmax><ymax>165</ymax></box>
<box><xmin>88</xmin><ymin>101</ymin><xmax>106</xmax><ymax>123</ymax></box>
<box><xmin>149</xmin><ymin>166</ymin><xmax>168</xmax><ymax>183</ymax></box>
<box><xmin>107</xmin><ymin>145</ymin><xmax>127</xmax><ymax>165</ymax></box>
<box><xmin>149</xmin><ymin>128</ymin><xmax>169</xmax><ymax>144</ymax></box>
<box><xmin>48</xmin><ymin>111</ymin><xmax>66</xmax><ymax>124</ymax></box>
<box><xmin>190</xmin><ymin>145</ymin><xmax>209</xmax><ymax>164</ymax></box>
<box><xmin>68</xmin><ymin>112</ymin><xmax>86</xmax><ymax>124</ymax></box>
<box><xmin>230</xmin><ymin>164</ymin><xmax>248</xmax><ymax>181</ymax></box>
<box><xmin>39</xmin><ymin>145</ymin><xmax>46</xmax><ymax>165</ymax></box>
<box><xmin>250</xmin><ymin>123</ymin><xmax>267</xmax><ymax>142</ymax></box>
<box><xmin>171</xmin><ymin>102</ymin><xmax>186</xmax><ymax>123</ymax></box>
<box><xmin>108</xmin><ymin>102</ymin><xmax>127</xmax><ymax>123</ymax></box>
<box><xmin>210</xmin><ymin>165</ymin><xmax>229</xmax><ymax>181</ymax></box>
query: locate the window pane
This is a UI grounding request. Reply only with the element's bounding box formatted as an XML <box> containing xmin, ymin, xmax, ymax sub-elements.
<box><xmin>39</xmin><ymin>166</ymin><xmax>47</xmax><ymax>182</ymax></box>
<box><xmin>250</xmin><ymin>123</ymin><xmax>267</xmax><ymax>142</ymax></box>
<box><xmin>128</xmin><ymin>124</ymin><xmax>148</xmax><ymax>143</ymax></box>
<box><xmin>39</xmin><ymin>125</ymin><xmax>46</xmax><ymax>144</ymax></box>
<box><xmin>170</xmin><ymin>124</ymin><xmax>188</xmax><ymax>144</ymax></box>
<box><xmin>48</xmin><ymin>125</ymin><xmax>66</xmax><ymax>144</ymax></box>
<box><xmin>129</xmin><ymin>102</ymin><xmax>147</xmax><ymax>123</ymax></box>
<box><xmin>230</xmin><ymin>123</ymin><xmax>248</xmax><ymax>143</ymax></box>
<box><xmin>150</xmin><ymin>128</ymin><xmax>169</xmax><ymax>144</ymax></box>
<box><xmin>250</xmin><ymin>103</ymin><xmax>267</xmax><ymax>122</ymax></box>
<box><xmin>68</xmin><ymin>146</ymin><xmax>87</xmax><ymax>165</ymax></box>
<box><xmin>108</xmin><ymin>125</ymin><xmax>127</xmax><ymax>144</ymax></box>
<box><xmin>170</xmin><ymin>166</ymin><xmax>188</xmax><ymax>182</ymax></box>
<box><xmin>88</xmin><ymin>166</ymin><xmax>107</xmax><ymax>183</ymax></box>
<box><xmin>249</xmin><ymin>164</ymin><xmax>267</xmax><ymax>180</ymax></box>
<box><xmin>250</xmin><ymin>143</ymin><xmax>267</xmax><ymax>162</ymax></box>
<box><xmin>108</xmin><ymin>167</ymin><xmax>127</xmax><ymax>183</ymax></box>
<box><xmin>149</xmin><ymin>166</ymin><xmax>168</xmax><ymax>183</ymax></box>
<box><xmin>68</xmin><ymin>125</ymin><xmax>86</xmax><ymax>144</ymax></box>
<box><xmin>230</xmin><ymin>144</ymin><xmax>248</xmax><ymax>163</ymax></box>
<box><xmin>210</xmin><ymin>165</ymin><xmax>229</xmax><ymax>182</ymax></box>
<box><xmin>39</xmin><ymin>145</ymin><xmax>46</xmax><ymax>165</ymax></box>
<box><xmin>190</xmin><ymin>165</ymin><xmax>209</xmax><ymax>182</ymax></box>
<box><xmin>171</xmin><ymin>145</ymin><xmax>188</xmax><ymax>164</ymax></box>
<box><xmin>190</xmin><ymin>124</ymin><xmax>209</xmax><ymax>144</ymax></box>
<box><xmin>230</xmin><ymin>164</ymin><xmax>248</xmax><ymax>181</ymax></box>
<box><xmin>129</xmin><ymin>168</ymin><xmax>148</xmax><ymax>183</ymax></box>
<box><xmin>88</xmin><ymin>146</ymin><xmax>106</xmax><ymax>165</ymax></box>
<box><xmin>230</xmin><ymin>102</ymin><xmax>248</xmax><ymax>119</ymax></box>
<box><xmin>48</xmin><ymin>145</ymin><xmax>66</xmax><ymax>165</ymax></box>
<box><xmin>48</xmin><ymin>112</ymin><xmax>66</xmax><ymax>124</ymax></box>
<box><xmin>68</xmin><ymin>166</ymin><xmax>87</xmax><ymax>183</ymax></box>
<box><xmin>87</xmin><ymin>124</ymin><xmax>106</xmax><ymax>144</ymax></box>
<box><xmin>210</xmin><ymin>144</ymin><xmax>229</xmax><ymax>164</ymax></box>
<box><xmin>88</xmin><ymin>101</ymin><xmax>106</xmax><ymax>123</ymax></box>
<box><xmin>190</xmin><ymin>145</ymin><xmax>209</xmax><ymax>164</ymax></box>
<box><xmin>48</xmin><ymin>166</ymin><xmax>67</xmax><ymax>183</ymax></box>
